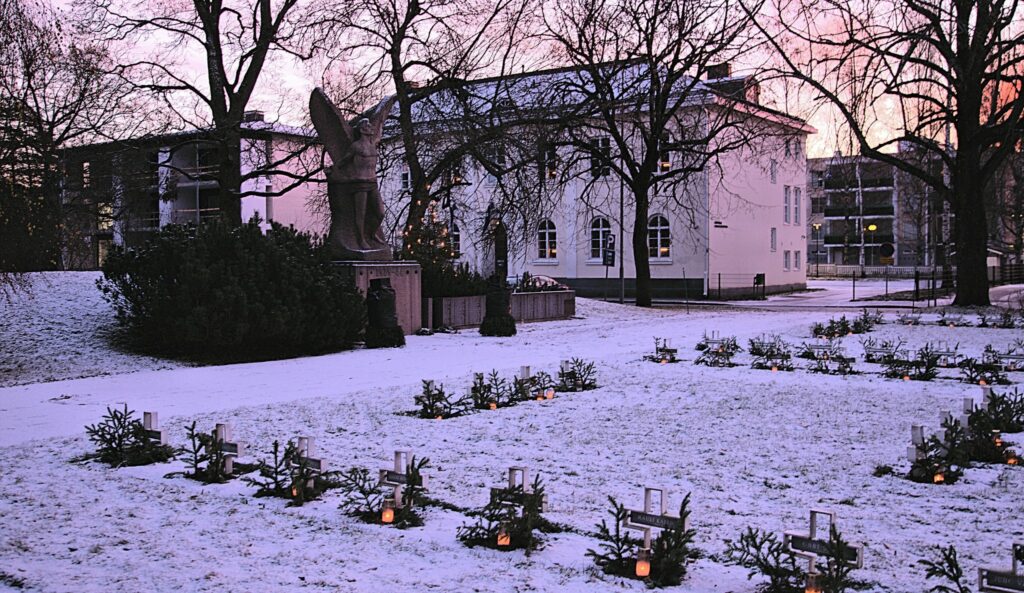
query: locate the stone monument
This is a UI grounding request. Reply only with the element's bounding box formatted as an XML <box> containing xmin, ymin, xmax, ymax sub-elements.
<box><xmin>310</xmin><ymin>88</ymin><xmax>421</xmax><ymax>335</ymax></box>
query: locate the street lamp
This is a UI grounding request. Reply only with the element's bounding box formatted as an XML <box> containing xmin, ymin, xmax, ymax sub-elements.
<box><xmin>812</xmin><ymin>223</ymin><xmax>822</xmax><ymax>276</ymax></box>
<box><xmin>866</xmin><ymin>223</ymin><xmax>878</xmax><ymax>266</ymax></box>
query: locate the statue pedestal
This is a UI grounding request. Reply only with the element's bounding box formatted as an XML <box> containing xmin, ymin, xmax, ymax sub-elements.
<box><xmin>334</xmin><ymin>261</ymin><xmax>421</xmax><ymax>335</ymax></box>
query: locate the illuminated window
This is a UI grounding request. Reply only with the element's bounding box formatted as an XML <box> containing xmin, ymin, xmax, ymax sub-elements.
<box><xmin>648</xmin><ymin>215</ymin><xmax>670</xmax><ymax>259</ymax></box>
<box><xmin>537</xmin><ymin>219</ymin><xmax>557</xmax><ymax>259</ymax></box>
<box><xmin>590</xmin><ymin>217</ymin><xmax>612</xmax><ymax>259</ymax></box>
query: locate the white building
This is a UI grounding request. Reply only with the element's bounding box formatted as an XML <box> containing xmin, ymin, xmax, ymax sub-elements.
<box><xmin>378</xmin><ymin>64</ymin><xmax>814</xmax><ymax>299</ymax></box>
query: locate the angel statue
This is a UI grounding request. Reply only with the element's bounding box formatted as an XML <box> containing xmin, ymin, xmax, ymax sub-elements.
<box><xmin>309</xmin><ymin>88</ymin><xmax>398</xmax><ymax>261</ymax></box>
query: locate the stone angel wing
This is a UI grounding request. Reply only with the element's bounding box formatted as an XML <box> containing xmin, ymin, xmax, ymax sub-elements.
<box><xmin>363</xmin><ymin>94</ymin><xmax>397</xmax><ymax>139</ymax></box>
<box><xmin>309</xmin><ymin>87</ymin><xmax>354</xmax><ymax>167</ymax></box>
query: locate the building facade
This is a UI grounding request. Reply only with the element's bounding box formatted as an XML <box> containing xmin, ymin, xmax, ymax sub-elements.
<box><xmin>377</xmin><ymin>66</ymin><xmax>814</xmax><ymax>299</ymax></box>
<box><xmin>61</xmin><ymin>112</ymin><xmax>321</xmax><ymax>269</ymax></box>
<box><xmin>806</xmin><ymin>153</ymin><xmax>946</xmax><ymax>269</ymax></box>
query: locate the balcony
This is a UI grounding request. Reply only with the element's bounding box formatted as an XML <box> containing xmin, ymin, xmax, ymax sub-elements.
<box><xmin>823</xmin><ymin>205</ymin><xmax>894</xmax><ymax>217</ymax></box>
<box><xmin>824</xmin><ymin>234</ymin><xmax>894</xmax><ymax>245</ymax></box>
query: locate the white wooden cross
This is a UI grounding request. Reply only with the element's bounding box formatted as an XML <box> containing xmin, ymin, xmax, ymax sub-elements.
<box><xmin>979</xmin><ymin>543</ymin><xmax>1024</xmax><ymax>593</ymax></box>
<box><xmin>379</xmin><ymin>450</ymin><xmax>427</xmax><ymax>508</ymax></box>
<box><xmin>908</xmin><ymin>424</ymin><xmax>926</xmax><ymax>462</ymax></box>
<box><xmin>623</xmin><ymin>487</ymin><xmax>686</xmax><ymax>550</ymax></box>
<box><xmin>293</xmin><ymin>436</ymin><xmax>325</xmax><ymax>488</ymax></box>
<box><xmin>489</xmin><ymin>466</ymin><xmax>547</xmax><ymax>512</ymax></box>
<box><xmin>215</xmin><ymin>423</ymin><xmax>244</xmax><ymax>474</ymax></box>
<box><xmin>783</xmin><ymin>509</ymin><xmax>864</xmax><ymax>570</ymax></box>
<box><xmin>142</xmin><ymin>412</ymin><xmax>166</xmax><ymax>445</ymax></box>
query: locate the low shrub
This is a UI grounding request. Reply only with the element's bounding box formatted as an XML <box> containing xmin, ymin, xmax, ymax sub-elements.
<box><xmin>97</xmin><ymin>220</ymin><xmax>365</xmax><ymax>362</ymax></box>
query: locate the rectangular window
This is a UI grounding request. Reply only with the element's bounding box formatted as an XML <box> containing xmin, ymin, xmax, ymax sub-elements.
<box><xmin>400</xmin><ymin>170</ymin><xmax>410</xmax><ymax>191</ymax></box>
<box><xmin>784</xmin><ymin>186</ymin><xmax>791</xmax><ymax>224</ymax></box>
<box><xmin>540</xmin><ymin>144</ymin><xmax>557</xmax><ymax>180</ymax></box>
<box><xmin>784</xmin><ymin>250</ymin><xmax>791</xmax><ymax>271</ymax></box>
<box><xmin>659</xmin><ymin>133</ymin><xmax>672</xmax><ymax>172</ymax></box>
<box><xmin>82</xmin><ymin>162</ymin><xmax>91</xmax><ymax>188</ymax></box>
<box><xmin>769</xmin><ymin>159</ymin><xmax>778</xmax><ymax>184</ymax></box>
<box><xmin>770</xmin><ymin>227</ymin><xmax>777</xmax><ymax>252</ymax></box>
<box><xmin>591</xmin><ymin>137</ymin><xmax>611</xmax><ymax>177</ymax></box>
<box><xmin>794</xmin><ymin>188</ymin><xmax>802</xmax><ymax>225</ymax></box>
<box><xmin>795</xmin><ymin>251</ymin><xmax>801</xmax><ymax>269</ymax></box>
<box><xmin>265</xmin><ymin>184</ymin><xmax>274</xmax><ymax>221</ymax></box>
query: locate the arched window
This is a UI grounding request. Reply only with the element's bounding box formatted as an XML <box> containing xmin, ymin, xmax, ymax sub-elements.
<box><xmin>537</xmin><ymin>219</ymin><xmax>557</xmax><ymax>259</ymax></box>
<box><xmin>590</xmin><ymin>217</ymin><xmax>612</xmax><ymax>259</ymax></box>
<box><xmin>450</xmin><ymin>222</ymin><xmax>461</xmax><ymax>257</ymax></box>
<box><xmin>648</xmin><ymin>215</ymin><xmax>670</xmax><ymax>259</ymax></box>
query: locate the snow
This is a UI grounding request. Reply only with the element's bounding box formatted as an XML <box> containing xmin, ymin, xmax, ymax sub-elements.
<box><xmin>0</xmin><ymin>273</ymin><xmax>187</xmax><ymax>388</ymax></box>
<box><xmin>1</xmin><ymin>274</ymin><xmax>1023</xmax><ymax>592</ymax></box>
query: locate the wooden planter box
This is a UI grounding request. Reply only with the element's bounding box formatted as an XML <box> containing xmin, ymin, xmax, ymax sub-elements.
<box><xmin>422</xmin><ymin>290</ymin><xmax>575</xmax><ymax>329</ymax></box>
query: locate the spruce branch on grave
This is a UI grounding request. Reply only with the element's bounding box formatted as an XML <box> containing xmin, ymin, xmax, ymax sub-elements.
<box><xmin>908</xmin><ymin>419</ymin><xmax>967</xmax><ymax>485</ymax></box>
<box><xmin>458</xmin><ymin>475</ymin><xmax>548</xmax><ymax>553</ymax></box>
<box><xmin>337</xmin><ymin>467</ymin><xmax>387</xmax><ymax>522</ymax></box>
<box><xmin>646</xmin><ymin>494</ymin><xmax>697</xmax><ymax>588</ymax></box>
<box><xmin>558</xmin><ymin>358</ymin><xmax>598</xmax><ymax>391</ymax></box>
<box><xmin>919</xmin><ymin>545</ymin><xmax>972</xmax><ymax>593</ymax></box>
<box><xmin>937</xmin><ymin>312</ymin><xmax>968</xmax><ymax>328</ymax></box>
<box><xmin>646</xmin><ymin>338</ymin><xmax>680</xmax><ymax>363</ymax></box>
<box><xmin>898</xmin><ymin>313</ymin><xmax>922</xmax><ymax>325</ymax></box>
<box><xmin>722</xmin><ymin>527</ymin><xmax>804</xmax><ymax>593</ymax></box>
<box><xmin>851</xmin><ymin>309</ymin><xmax>878</xmax><ymax>334</ymax></box>
<box><xmin>197</xmin><ymin>428</ymin><xmax>231</xmax><ymax>483</ymax></box>
<box><xmin>958</xmin><ymin>356</ymin><xmax>1010</xmax><ymax>386</ymax></box>
<box><xmin>181</xmin><ymin>421</ymin><xmax>209</xmax><ymax>478</ymax></box>
<box><xmin>245</xmin><ymin>440</ymin><xmax>296</xmax><ymax>497</ymax></box>
<box><xmin>695</xmin><ymin>337</ymin><xmax>742</xmax><ymax>367</ymax></box>
<box><xmin>84</xmin><ymin>405</ymin><xmax>175</xmax><ymax>467</ymax></box>
<box><xmin>997</xmin><ymin>310</ymin><xmax>1017</xmax><ymax>329</ymax></box>
<box><xmin>813</xmin><ymin>524</ymin><xmax>860</xmax><ymax>593</ymax></box>
<box><xmin>860</xmin><ymin>337</ymin><xmax>905</xmax><ymax>364</ymax></box>
<box><xmin>415</xmin><ymin>380</ymin><xmax>470</xmax><ymax>419</ymax></box>
<box><xmin>586</xmin><ymin>496</ymin><xmax>639</xmax><ymax>577</ymax></box>
<box><xmin>985</xmin><ymin>388</ymin><xmax>1024</xmax><ymax>433</ymax></box>
<box><xmin>751</xmin><ymin>337</ymin><xmax>794</xmax><ymax>372</ymax></box>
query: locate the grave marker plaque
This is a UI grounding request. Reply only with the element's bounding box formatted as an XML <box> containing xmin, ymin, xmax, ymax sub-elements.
<box><xmin>215</xmin><ymin>423</ymin><xmax>245</xmax><ymax>474</ymax></box>
<box><xmin>783</xmin><ymin>509</ymin><xmax>864</xmax><ymax>569</ymax></box>
<box><xmin>379</xmin><ymin>450</ymin><xmax>426</xmax><ymax>508</ymax></box>
<box><xmin>979</xmin><ymin>544</ymin><xmax>1024</xmax><ymax>593</ymax></box>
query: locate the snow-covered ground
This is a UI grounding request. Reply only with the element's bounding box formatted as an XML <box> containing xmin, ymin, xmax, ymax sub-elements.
<box><xmin>1</xmin><ymin>276</ymin><xmax>1023</xmax><ymax>593</ymax></box>
<box><xmin>0</xmin><ymin>273</ymin><xmax>187</xmax><ymax>388</ymax></box>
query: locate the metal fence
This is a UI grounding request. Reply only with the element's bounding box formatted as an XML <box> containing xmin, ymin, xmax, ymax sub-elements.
<box><xmin>810</xmin><ymin>263</ymin><xmax>1024</xmax><ymax>287</ymax></box>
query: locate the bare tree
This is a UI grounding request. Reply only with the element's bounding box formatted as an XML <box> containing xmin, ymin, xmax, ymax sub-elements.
<box><xmin>306</xmin><ymin>0</ymin><xmax>549</xmax><ymax>260</ymax></box>
<box><xmin>540</xmin><ymin>0</ymin><xmax>784</xmax><ymax>307</ymax></box>
<box><xmin>80</xmin><ymin>0</ymin><xmax>320</xmax><ymax>226</ymax></box>
<box><xmin>0</xmin><ymin>0</ymin><xmax>149</xmax><ymax>285</ymax></box>
<box><xmin>752</xmin><ymin>0</ymin><xmax>1024</xmax><ymax>305</ymax></box>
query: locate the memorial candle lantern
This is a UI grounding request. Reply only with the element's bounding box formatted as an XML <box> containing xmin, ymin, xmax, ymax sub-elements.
<box><xmin>382</xmin><ymin>497</ymin><xmax>396</xmax><ymax>524</ymax></box>
<box><xmin>933</xmin><ymin>471</ymin><xmax>945</xmax><ymax>484</ymax></box>
<box><xmin>1007</xmin><ymin>451</ymin><xmax>1019</xmax><ymax>465</ymax></box>
<box><xmin>771</xmin><ymin>365</ymin><xmax>778</xmax><ymax>372</ymax></box>
<box><xmin>496</xmin><ymin>523</ymin><xmax>511</xmax><ymax>547</ymax></box>
<box><xmin>544</xmin><ymin>387</ymin><xmax>555</xmax><ymax>399</ymax></box>
<box><xmin>635</xmin><ymin>548</ymin><xmax>651</xmax><ymax>578</ymax></box>
<box><xmin>804</xmin><ymin>572</ymin><xmax>823</xmax><ymax>593</ymax></box>
<box><xmin>488</xmin><ymin>402</ymin><xmax>497</xmax><ymax>410</ymax></box>
<box><xmin>993</xmin><ymin>431</ymin><xmax>1003</xmax><ymax>448</ymax></box>
<box><xmin>291</xmin><ymin>484</ymin><xmax>299</xmax><ymax>498</ymax></box>
<box><xmin>979</xmin><ymin>379</ymin><xmax>988</xmax><ymax>386</ymax></box>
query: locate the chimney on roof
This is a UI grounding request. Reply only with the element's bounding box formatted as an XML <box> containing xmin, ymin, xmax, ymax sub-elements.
<box><xmin>242</xmin><ymin>110</ymin><xmax>265</xmax><ymax>122</ymax></box>
<box><xmin>706</xmin><ymin>63</ymin><xmax>732</xmax><ymax>80</ymax></box>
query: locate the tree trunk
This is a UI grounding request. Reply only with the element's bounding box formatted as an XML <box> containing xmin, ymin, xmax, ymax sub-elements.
<box><xmin>632</xmin><ymin>187</ymin><xmax>652</xmax><ymax>307</ymax></box>
<box><xmin>218</xmin><ymin>130</ymin><xmax>243</xmax><ymax>226</ymax></box>
<box><xmin>952</xmin><ymin>178</ymin><xmax>990</xmax><ymax>306</ymax></box>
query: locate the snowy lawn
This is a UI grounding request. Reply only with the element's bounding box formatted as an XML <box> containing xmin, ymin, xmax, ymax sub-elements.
<box><xmin>0</xmin><ymin>273</ymin><xmax>187</xmax><ymax>388</ymax></box>
<box><xmin>1</xmin><ymin>287</ymin><xmax>1023</xmax><ymax>592</ymax></box>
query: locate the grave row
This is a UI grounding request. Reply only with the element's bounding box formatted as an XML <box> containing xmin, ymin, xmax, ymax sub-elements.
<box><xmin>131</xmin><ymin>412</ymin><xmax>1022</xmax><ymax>591</ymax></box>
